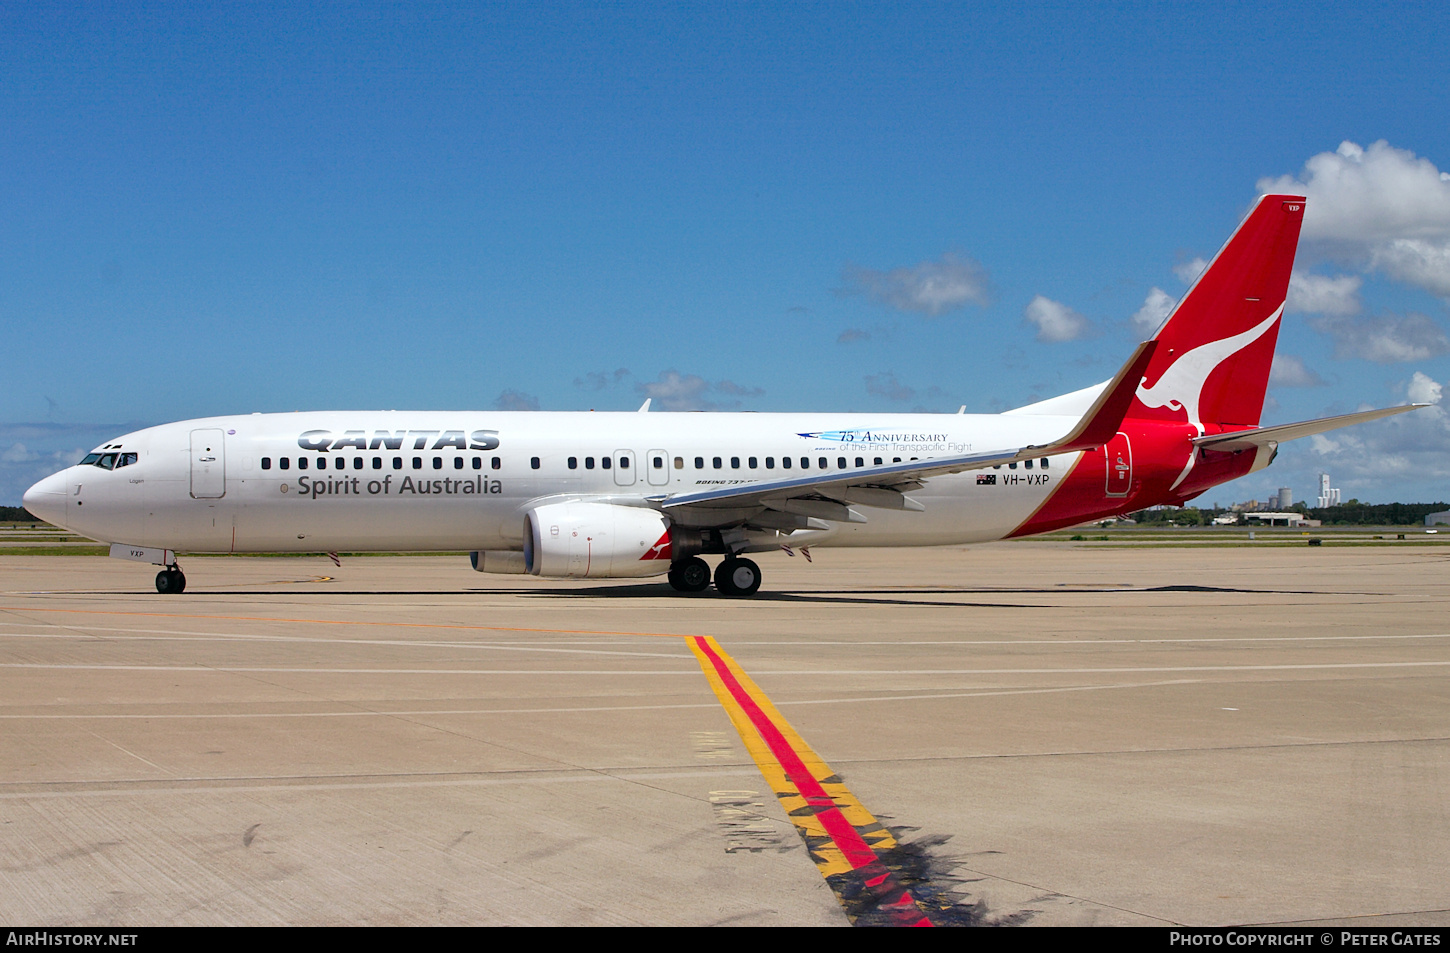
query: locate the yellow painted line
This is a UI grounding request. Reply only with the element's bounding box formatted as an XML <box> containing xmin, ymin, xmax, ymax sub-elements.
<box><xmin>687</xmin><ymin>635</ymin><xmax>932</xmax><ymax>927</ymax></box>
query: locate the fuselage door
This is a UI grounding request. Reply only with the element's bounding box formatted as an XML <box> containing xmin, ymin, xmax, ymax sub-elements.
<box><xmin>1104</xmin><ymin>432</ymin><xmax>1132</xmax><ymax>497</ymax></box>
<box><xmin>190</xmin><ymin>428</ymin><xmax>226</xmax><ymax>499</ymax></box>
<box><xmin>646</xmin><ymin>449</ymin><xmax>669</xmax><ymax>486</ymax></box>
<box><xmin>613</xmin><ymin>450</ymin><xmax>636</xmax><ymax>486</ymax></box>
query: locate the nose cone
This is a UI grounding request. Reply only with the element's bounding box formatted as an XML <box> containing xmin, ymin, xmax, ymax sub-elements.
<box><xmin>22</xmin><ymin>470</ymin><xmax>69</xmax><ymax>528</ymax></box>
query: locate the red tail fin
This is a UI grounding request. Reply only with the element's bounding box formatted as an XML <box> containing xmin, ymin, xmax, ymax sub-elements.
<box><xmin>1130</xmin><ymin>194</ymin><xmax>1306</xmax><ymax>431</ymax></box>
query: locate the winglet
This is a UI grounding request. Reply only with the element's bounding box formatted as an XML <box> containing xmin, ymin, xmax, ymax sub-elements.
<box><xmin>1027</xmin><ymin>340</ymin><xmax>1156</xmax><ymax>455</ymax></box>
<box><xmin>638</xmin><ymin>398</ymin><xmax>651</xmax><ymax>413</ymax></box>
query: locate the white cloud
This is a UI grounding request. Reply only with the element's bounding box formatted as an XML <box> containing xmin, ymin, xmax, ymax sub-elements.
<box><xmin>2</xmin><ymin>443</ymin><xmax>39</xmax><ymax>464</ymax></box>
<box><xmin>494</xmin><ymin>390</ymin><xmax>540</xmax><ymax>411</ymax></box>
<box><xmin>1286</xmin><ymin>272</ymin><xmax>1362</xmax><ymax>315</ymax></box>
<box><xmin>1258</xmin><ymin>140</ymin><xmax>1450</xmax><ymax>299</ymax></box>
<box><xmin>1407</xmin><ymin>371</ymin><xmax>1444</xmax><ymax>405</ymax></box>
<box><xmin>574</xmin><ymin>368</ymin><xmax>631</xmax><ymax>390</ymax></box>
<box><xmin>1173</xmin><ymin>257</ymin><xmax>1208</xmax><ymax>285</ymax></box>
<box><xmin>1370</xmin><ymin>239</ymin><xmax>1450</xmax><ymax>298</ymax></box>
<box><xmin>1131</xmin><ymin>287</ymin><xmax>1176</xmax><ymax>334</ymax></box>
<box><xmin>636</xmin><ymin>371</ymin><xmax>763</xmax><ymax>411</ymax></box>
<box><xmin>1308</xmin><ymin>312</ymin><xmax>1450</xmax><ymax>364</ymax></box>
<box><xmin>1303</xmin><ymin>399</ymin><xmax>1450</xmax><ymax>486</ymax></box>
<box><xmin>1023</xmin><ymin>295</ymin><xmax>1092</xmax><ymax>342</ymax></box>
<box><xmin>865</xmin><ymin>373</ymin><xmax>915</xmax><ymax>402</ymax></box>
<box><xmin>842</xmin><ymin>252</ymin><xmax>991</xmax><ymax>316</ymax></box>
<box><xmin>1269</xmin><ymin>354</ymin><xmax>1325</xmax><ymax>388</ymax></box>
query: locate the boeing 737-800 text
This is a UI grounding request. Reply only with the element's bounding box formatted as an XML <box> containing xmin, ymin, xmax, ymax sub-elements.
<box><xmin>22</xmin><ymin>195</ymin><xmax>1423</xmax><ymax>595</ymax></box>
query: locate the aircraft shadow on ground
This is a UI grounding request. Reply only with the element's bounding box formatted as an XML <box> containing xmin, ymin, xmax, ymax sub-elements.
<box><xmin>44</xmin><ymin>583</ymin><xmax>1357</xmax><ymax>607</ymax></box>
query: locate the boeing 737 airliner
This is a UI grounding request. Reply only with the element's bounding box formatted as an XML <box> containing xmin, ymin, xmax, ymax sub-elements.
<box><xmin>22</xmin><ymin>195</ymin><xmax>1424</xmax><ymax>595</ymax></box>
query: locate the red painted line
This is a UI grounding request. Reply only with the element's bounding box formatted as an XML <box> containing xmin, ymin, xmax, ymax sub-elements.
<box><xmin>691</xmin><ymin>636</ymin><xmax>930</xmax><ymax>926</ymax></box>
<box><xmin>691</xmin><ymin>636</ymin><xmax>930</xmax><ymax>925</ymax></box>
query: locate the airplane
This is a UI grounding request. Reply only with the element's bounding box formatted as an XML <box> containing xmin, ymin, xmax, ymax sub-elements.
<box><xmin>21</xmin><ymin>193</ymin><xmax>1425</xmax><ymax>596</ymax></box>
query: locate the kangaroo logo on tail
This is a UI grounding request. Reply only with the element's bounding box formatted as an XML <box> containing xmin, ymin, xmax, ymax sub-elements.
<box><xmin>1135</xmin><ymin>304</ymin><xmax>1283</xmax><ymax>434</ymax></box>
<box><xmin>1135</xmin><ymin>303</ymin><xmax>1284</xmax><ymax>488</ymax></box>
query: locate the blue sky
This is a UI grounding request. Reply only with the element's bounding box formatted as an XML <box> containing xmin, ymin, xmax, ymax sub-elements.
<box><xmin>4</xmin><ymin>1</ymin><xmax>1449</xmax><ymax>506</ymax></box>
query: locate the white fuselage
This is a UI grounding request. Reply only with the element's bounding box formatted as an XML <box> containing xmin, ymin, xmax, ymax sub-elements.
<box><xmin>27</xmin><ymin>410</ymin><xmax>1081</xmax><ymax>554</ymax></box>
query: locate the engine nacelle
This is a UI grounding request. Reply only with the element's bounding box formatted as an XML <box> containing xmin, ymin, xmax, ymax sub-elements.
<box><xmin>524</xmin><ymin>501</ymin><xmax>675</xmax><ymax>578</ymax></box>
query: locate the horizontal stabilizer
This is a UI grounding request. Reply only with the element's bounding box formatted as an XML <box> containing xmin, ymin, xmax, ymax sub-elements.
<box><xmin>1192</xmin><ymin>404</ymin><xmax>1428</xmax><ymax>453</ymax></box>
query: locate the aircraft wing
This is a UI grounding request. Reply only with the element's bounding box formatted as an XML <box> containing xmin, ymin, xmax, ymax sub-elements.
<box><xmin>653</xmin><ymin>341</ymin><xmax>1155</xmax><ymax>521</ymax></box>
<box><xmin>1192</xmin><ymin>404</ymin><xmax>1427</xmax><ymax>453</ymax></box>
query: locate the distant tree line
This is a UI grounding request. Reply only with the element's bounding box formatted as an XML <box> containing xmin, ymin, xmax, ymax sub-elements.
<box><xmin>1129</xmin><ymin>502</ymin><xmax>1448</xmax><ymax>526</ymax></box>
<box><xmin>1302</xmin><ymin>501</ymin><xmax>1448</xmax><ymax>525</ymax></box>
<box><xmin>1</xmin><ymin>506</ymin><xmax>41</xmax><ymax>522</ymax></box>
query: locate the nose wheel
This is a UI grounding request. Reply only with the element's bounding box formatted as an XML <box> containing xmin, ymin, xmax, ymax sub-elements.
<box><xmin>155</xmin><ymin>568</ymin><xmax>186</xmax><ymax>594</ymax></box>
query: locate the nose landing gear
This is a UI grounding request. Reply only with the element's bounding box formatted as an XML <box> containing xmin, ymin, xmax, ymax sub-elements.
<box><xmin>155</xmin><ymin>567</ymin><xmax>186</xmax><ymax>594</ymax></box>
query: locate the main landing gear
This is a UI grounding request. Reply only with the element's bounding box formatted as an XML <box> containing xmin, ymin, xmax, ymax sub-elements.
<box><xmin>155</xmin><ymin>566</ymin><xmax>186</xmax><ymax>594</ymax></box>
<box><xmin>713</xmin><ymin>556</ymin><xmax>762</xmax><ymax>597</ymax></box>
<box><xmin>667</xmin><ymin>556</ymin><xmax>711</xmax><ymax>592</ymax></box>
<box><xmin>666</xmin><ymin>555</ymin><xmax>763</xmax><ymax>596</ymax></box>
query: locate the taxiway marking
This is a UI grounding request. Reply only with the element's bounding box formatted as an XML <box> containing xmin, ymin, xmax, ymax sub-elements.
<box><xmin>687</xmin><ymin>635</ymin><xmax>933</xmax><ymax>928</ymax></box>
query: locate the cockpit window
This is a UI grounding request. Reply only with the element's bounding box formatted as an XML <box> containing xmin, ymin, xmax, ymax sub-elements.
<box><xmin>116</xmin><ymin>452</ymin><xmax>138</xmax><ymax>468</ymax></box>
<box><xmin>96</xmin><ymin>453</ymin><xmax>117</xmax><ymax>470</ymax></box>
<box><xmin>80</xmin><ymin>453</ymin><xmax>102</xmax><ymax>466</ymax></box>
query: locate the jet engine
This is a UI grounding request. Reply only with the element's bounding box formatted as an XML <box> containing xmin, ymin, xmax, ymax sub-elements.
<box><xmin>523</xmin><ymin>501</ymin><xmax>675</xmax><ymax>578</ymax></box>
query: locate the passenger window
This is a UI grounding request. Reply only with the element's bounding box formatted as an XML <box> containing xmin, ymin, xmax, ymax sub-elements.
<box><xmin>434</xmin><ymin>457</ymin><xmax>444</xmax><ymax>469</ymax></box>
<box><xmin>819</xmin><ymin>457</ymin><xmax>828</xmax><ymax>469</ymax></box>
<box><xmin>713</xmin><ymin>457</ymin><xmax>722</xmax><ymax>469</ymax></box>
<box><xmin>1024</xmin><ymin>459</ymin><xmax>1033</xmax><ymax>469</ymax></box>
<box><xmin>781</xmin><ymin>457</ymin><xmax>791</xmax><ymax>469</ymax></box>
<box><xmin>1041</xmin><ymin>458</ymin><xmax>1050</xmax><ymax>468</ymax></box>
<box><xmin>673</xmin><ymin>457</ymin><xmax>683</xmax><ymax>469</ymax></box>
<box><xmin>568</xmin><ymin>457</ymin><xmax>578</xmax><ymax>469</ymax></box>
<box><xmin>262</xmin><ymin>457</ymin><xmax>272</xmax><ymax>470</ymax></box>
<box><xmin>695</xmin><ymin>457</ymin><xmax>704</xmax><ymax>469</ymax></box>
<box><xmin>372</xmin><ymin>457</ymin><xmax>382</xmax><ymax>470</ymax></box>
<box><xmin>838</xmin><ymin>457</ymin><xmax>847</xmax><ymax>469</ymax></box>
<box><xmin>279</xmin><ymin>458</ymin><xmax>290</xmax><ymax>470</ymax></box>
<box><xmin>412</xmin><ymin>457</ymin><xmax>422</xmax><ymax>469</ymax></box>
<box><xmin>492</xmin><ymin>456</ymin><xmax>501</xmax><ymax>470</ymax></box>
<box><xmin>392</xmin><ymin>457</ymin><xmax>402</xmax><ymax>470</ymax></box>
<box><xmin>766</xmin><ymin>457</ymin><xmax>775</xmax><ymax>469</ymax></box>
<box><xmin>801</xmin><ymin>457</ymin><xmax>809</xmax><ymax>469</ymax></box>
<box><xmin>601</xmin><ymin>457</ymin><xmax>611</xmax><ymax>469</ymax></box>
<box><xmin>620</xmin><ymin>457</ymin><xmax>629</xmax><ymax>469</ymax></box>
<box><xmin>874</xmin><ymin>457</ymin><xmax>882</xmax><ymax>465</ymax></box>
<box><xmin>730</xmin><ymin>456</ymin><xmax>740</xmax><ymax>469</ymax></box>
<box><xmin>748</xmin><ymin>457</ymin><xmax>757</xmax><ymax>468</ymax></box>
<box><xmin>472</xmin><ymin>456</ymin><xmax>481</xmax><ymax>470</ymax></box>
<box><xmin>353</xmin><ymin>457</ymin><xmax>364</xmax><ymax>470</ymax></box>
<box><xmin>855</xmin><ymin>457</ymin><xmax>864</xmax><ymax>468</ymax></box>
<box><xmin>585</xmin><ymin>457</ymin><xmax>595</xmax><ymax>469</ymax></box>
<box><xmin>653</xmin><ymin>456</ymin><xmax>663</xmax><ymax>469</ymax></box>
<box><xmin>299</xmin><ymin>457</ymin><xmax>309</xmax><ymax>470</ymax></box>
<box><xmin>453</xmin><ymin>457</ymin><xmax>463</xmax><ymax>470</ymax></box>
<box><xmin>1009</xmin><ymin>462</ymin><xmax>1017</xmax><ymax>469</ymax></box>
<box><xmin>531</xmin><ymin>457</ymin><xmax>540</xmax><ymax>469</ymax></box>
<box><xmin>893</xmin><ymin>457</ymin><xmax>901</xmax><ymax>463</ymax></box>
